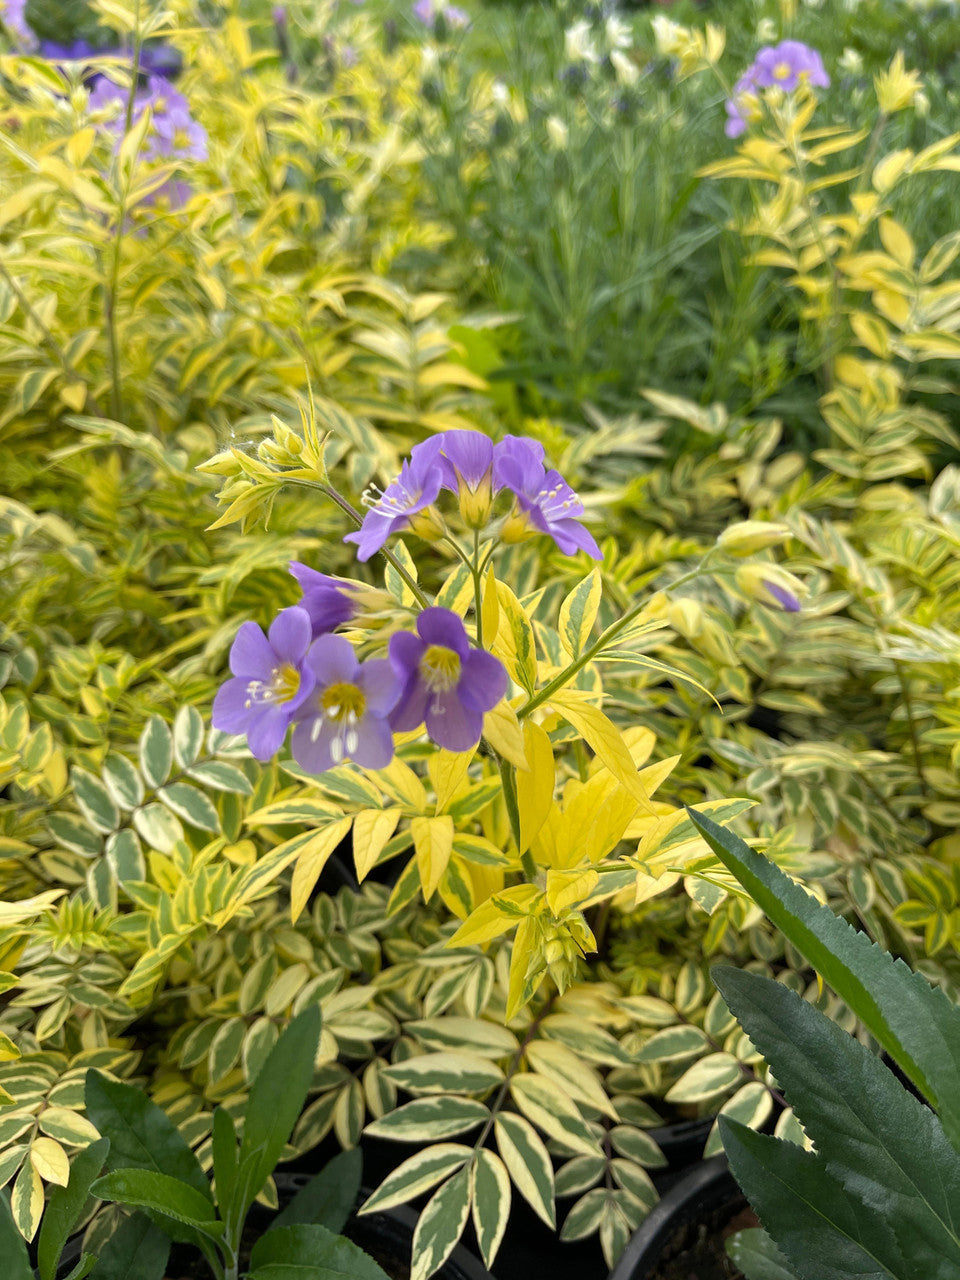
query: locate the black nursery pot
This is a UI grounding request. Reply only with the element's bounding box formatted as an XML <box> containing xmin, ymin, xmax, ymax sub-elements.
<box><xmin>607</xmin><ymin>1156</ymin><xmax>747</xmax><ymax>1280</ymax></box>
<box><xmin>49</xmin><ymin>1175</ymin><xmax>494</xmax><ymax>1280</ymax></box>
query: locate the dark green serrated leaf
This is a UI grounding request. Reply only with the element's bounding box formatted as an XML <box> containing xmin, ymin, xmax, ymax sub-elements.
<box><xmin>688</xmin><ymin>808</ymin><xmax>960</xmax><ymax>1152</ymax></box>
<box><xmin>727</xmin><ymin>1227</ymin><xmax>801</xmax><ymax>1280</ymax></box>
<box><xmin>719</xmin><ymin>1119</ymin><xmax>902</xmax><ymax>1280</ymax></box>
<box><xmin>85</xmin><ymin>1070</ymin><xmax>210</xmax><ymax>1199</ymax></box>
<box><xmin>714</xmin><ymin>965</ymin><xmax>960</xmax><ymax>1276</ymax></box>
<box><xmin>91</xmin><ymin>1169</ymin><xmax>222</xmax><ymax>1244</ymax></box>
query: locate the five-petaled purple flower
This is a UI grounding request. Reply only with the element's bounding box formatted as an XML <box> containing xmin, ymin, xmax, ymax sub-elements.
<box><xmin>725</xmin><ymin>40</ymin><xmax>829</xmax><ymax>139</ymax></box>
<box><xmin>389</xmin><ymin>608</ymin><xmax>507</xmax><ymax>752</ymax></box>
<box><xmin>213</xmin><ymin>606</ymin><xmax>314</xmax><ymax>759</ymax></box>
<box><xmin>291</xmin><ymin>635</ymin><xmax>401</xmax><ymax>772</ymax></box>
<box><xmin>495</xmin><ymin>433</ymin><xmax>602</xmax><ymax>559</ymax></box>
<box><xmin>289</xmin><ymin>562</ymin><xmax>360</xmax><ymax>637</ymax></box>
<box><xmin>345</xmin><ymin>440</ymin><xmax>445</xmax><ymax>562</ymax></box>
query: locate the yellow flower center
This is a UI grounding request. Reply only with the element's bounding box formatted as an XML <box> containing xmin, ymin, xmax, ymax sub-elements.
<box><xmin>420</xmin><ymin>645</ymin><xmax>462</xmax><ymax>693</ymax></box>
<box><xmin>320</xmin><ymin>682</ymin><xmax>367</xmax><ymax>722</ymax></box>
<box><xmin>773</xmin><ymin>62</ymin><xmax>791</xmax><ymax>80</ymax></box>
<box><xmin>246</xmin><ymin>663</ymin><xmax>301</xmax><ymax>707</ymax></box>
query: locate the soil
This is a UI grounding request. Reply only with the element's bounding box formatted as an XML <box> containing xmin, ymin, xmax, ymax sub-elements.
<box><xmin>647</xmin><ymin>1201</ymin><xmax>758</xmax><ymax>1280</ymax></box>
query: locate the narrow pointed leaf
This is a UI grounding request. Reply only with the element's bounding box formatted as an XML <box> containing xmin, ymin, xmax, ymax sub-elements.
<box><xmin>688</xmin><ymin>807</ymin><xmax>960</xmax><ymax>1151</ymax></box>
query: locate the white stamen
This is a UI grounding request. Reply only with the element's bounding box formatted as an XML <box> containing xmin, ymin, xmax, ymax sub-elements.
<box><xmin>345</xmin><ymin>729</ymin><xmax>359</xmax><ymax>754</ymax></box>
<box><xmin>311</xmin><ymin>719</ymin><xmax>324</xmax><ymax>742</ymax></box>
<box><xmin>330</xmin><ymin>737</ymin><xmax>344</xmax><ymax>763</ymax></box>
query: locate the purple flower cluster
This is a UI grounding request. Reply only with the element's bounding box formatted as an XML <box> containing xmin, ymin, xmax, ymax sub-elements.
<box><xmin>346</xmin><ymin>429</ymin><xmax>602</xmax><ymax>562</ymax></box>
<box><xmin>213</xmin><ymin>602</ymin><xmax>507</xmax><ymax>765</ymax></box>
<box><xmin>725</xmin><ymin>40</ymin><xmax>829</xmax><ymax>139</ymax></box>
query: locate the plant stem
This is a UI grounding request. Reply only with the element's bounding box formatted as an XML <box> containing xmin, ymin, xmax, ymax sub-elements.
<box><xmin>894</xmin><ymin>658</ymin><xmax>930</xmax><ymax>799</ymax></box>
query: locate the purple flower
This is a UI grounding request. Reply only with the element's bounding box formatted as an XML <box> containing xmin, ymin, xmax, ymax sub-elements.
<box><xmin>344</xmin><ymin>442</ymin><xmax>445</xmax><ymax>562</ymax></box>
<box><xmin>752</xmin><ymin>41</ymin><xmax>829</xmax><ymax>92</ymax></box>
<box><xmin>291</xmin><ymin>636</ymin><xmax>401</xmax><ymax>772</ymax></box>
<box><xmin>495</xmin><ymin>438</ymin><xmax>602</xmax><ymax>559</ymax></box>
<box><xmin>726</xmin><ymin>41</ymin><xmax>829</xmax><ymax>139</ymax></box>
<box><xmin>413</xmin><ymin>0</ymin><xmax>435</xmax><ymax>23</ymax></box>
<box><xmin>212</xmin><ymin>606</ymin><xmax>314</xmax><ymax>759</ymax></box>
<box><xmin>443</xmin><ymin>6</ymin><xmax>469</xmax><ymax>28</ymax></box>
<box><xmin>289</xmin><ymin>562</ymin><xmax>360</xmax><ymax>637</ymax></box>
<box><xmin>389</xmin><ymin>608</ymin><xmax>507</xmax><ymax>752</ymax></box>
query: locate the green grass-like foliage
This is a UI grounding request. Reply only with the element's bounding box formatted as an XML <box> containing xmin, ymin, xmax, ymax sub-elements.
<box><xmin>688</xmin><ymin>806</ymin><xmax>960</xmax><ymax>1280</ymax></box>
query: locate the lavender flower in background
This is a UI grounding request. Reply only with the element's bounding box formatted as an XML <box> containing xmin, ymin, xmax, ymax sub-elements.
<box><xmin>752</xmin><ymin>40</ymin><xmax>829</xmax><ymax>91</ymax></box>
<box><xmin>345</xmin><ymin>440</ymin><xmax>445</xmax><ymax>561</ymax></box>
<box><xmin>389</xmin><ymin>607</ymin><xmax>507</xmax><ymax>752</ymax></box>
<box><xmin>0</xmin><ymin>0</ymin><xmax>36</xmax><ymax>48</ymax></box>
<box><xmin>88</xmin><ymin>74</ymin><xmax>207</xmax><ymax>163</ymax></box>
<box><xmin>726</xmin><ymin>40</ymin><xmax>829</xmax><ymax>138</ymax></box>
<box><xmin>413</xmin><ymin>0</ymin><xmax>470</xmax><ymax>32</ymax></box>
<box><xmin>291</xmin><ymin>635</ymin><xmax>401</xmax><ymax>772</ymax></box>
<box><xmin>212</xmin><ymin>606</ymin><xmax>314</xmax><ymax>759</ymax></box>
<box><xmin>763</xmin><ymin>580</ymin><xmax>801</xmax><ymax>612</ymax></box>
<box><xmin>289</xmin><ymin>563</ymin><xmax>361</xmax><ymax>637</ymax></box>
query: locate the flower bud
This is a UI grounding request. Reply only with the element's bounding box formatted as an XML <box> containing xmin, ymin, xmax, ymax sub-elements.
<box><xmin>736</xmin><ymin>563</ymin><xmax>806</xmax><ymax>613</ymax></box>
<box><xmin>718</xmin><ymin>520</ymin><xmax>791</xmax><ymax>556</ymax></box>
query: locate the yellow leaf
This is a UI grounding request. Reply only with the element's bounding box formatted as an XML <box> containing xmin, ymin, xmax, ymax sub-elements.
<box><xmin>290</xmin><ymin>817</ymin><xmax>354</xmax><ymax>921</ymax></box>
<box><xmin>482</xmin><ymin>700</ymin><xmax>528</xmax><ymax>770</ymax></box>
<box><xmin>59</xmin><ymin>382</ymin><xmax>87</xmax><ymax>412</ymax></box>
<box><xmin>550</xmin><ymin>694</ymin><xmax>654</xmax><ymax>811</ymax></box>
<box><xmin>11</xmin><ymin>1158</ymin><xmax>43</xmax><ymax>1240</ymax></box>
<box><xmin>428</xmin><ymin>749</ymin><xmax>476</xmax><ymax>814</ymax></box>
<box><xmin>872</xmin><ymin>149</ymin><xmax>913</xmax><ymax>193</ymax></box>
<box><xmin>411</xmin><ymin>815</ymin><xmax>455</xmax><ymax>899</ymax></box>
<box><xmin>545</xmin><ymin>868</ymin><xmax>599</xmax><ymax>915</ymax></box>
<box><xmin>507</xmin><ymin>916</ymin><xmax>542</xmax><ymax>1019</ymax></box>
<box><xmin>0</xmin><ymin>180</ymin><xmax>55</xmax><ymax>228</ymax></box>
<box><xmin>0</xmin><ymin>890</ymin><xmax>65</xmax><ymax>926</ymax></box>
<box><xmin>481</xmin><ymin>564</ymin><xmax>500</xmax><ymax>646</ymax></box>
<box><xmin>30</xmin><ymin>1137</ymin><xmax>69</xmax><ymax>1187</ymax></box>
<box><xmin>492</xmin><ymin>582</ymin><xmax>537</xmax><ymax>692</ymax></box>
<box><xmin>352</xmin><ymin>808</ymin><xmax>402</xmax><ymax>882</ymax></box>
<box><xmin>557</xmin><ymin>569</ymin><xmax>602</xmax><ymax>659</ymax></box>
<box><xmin>369</xmin><ymin>757</ymin><xmax>428</xmax><ymax>811</ymax></box>
<box><xmin>878</xmin><ymin>217</ymin><xmax>915</xmax><ymax>269</ymax></box>
<box><xmin>449</xmin><ymin>884</ymin><xmax>541</xmax><ymax>947</ymax></box>
<box><xmin>516</xmin><ymin>723</ymin><xmax>554</xmax><ymax>856</ymax></box>
<box><xmin>66</xmin><ymin>126</ymin><xmax>96</xmax><ymax>167</ymax></box>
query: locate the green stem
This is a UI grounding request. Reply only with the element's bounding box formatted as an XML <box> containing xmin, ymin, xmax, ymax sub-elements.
<box><xmin>472</xmin><ymin>529</ymin><xmax>484</xmax><ymax>646</ymax></box>
<box><xmin>517</xmin><ymin>551</ymin><xmax>719</xmax><ymax>721</ymax></box>
<box><xmin>473</xmin><ymin>990</ymin><xmax>558</xmax><ymax>1153</ymax></box>
<box><xmin>315</xmin><ymin>483</ymin><xmax>432</xmax><ymax>609</ymax></box>
<box><xmin>894</xmin><ymin>658</ymin><xmax>930</xmax><ymax>799</ymax></box>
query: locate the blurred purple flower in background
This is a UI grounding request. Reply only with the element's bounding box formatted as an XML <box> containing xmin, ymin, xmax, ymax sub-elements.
<box><xmin>89</xmin><ymin>74</ymin><xmax>207</xmax><ymax>162</ymax></box>
<box><xmin>726</xmin><ymin>40</ymin><xmax>829</xmax><ymax>138</ymax></box>
<box><xmin>0</xmin><ymin>0</ymin><xmax>36</xmax><ymax>48</ymax></box>
<box><xmin>291</xmin><ymin>636</ymin><xmax>401</xmax><ymax>772</ymax></box>
<box><xmin>212</xmin><ymin>606</ymin><xmax>314</xmax><ymax>759</ymax></box>
<box><xmin>412</xmin><ymin>0</ymin><xmax>470</xmax><ymax>31</ymax></box>
<box><xmin>389</xmin><ymin>608</ymin><xmax>507</xmax><ymax>751</ymax></box>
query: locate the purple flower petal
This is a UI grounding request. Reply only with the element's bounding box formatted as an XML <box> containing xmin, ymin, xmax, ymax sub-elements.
<box><xmin>359</xmin><ymin>658</ymin><xmax>403</xmax><ymax>714</ymax></box>
<box><xmin>425</xmin><ymin>689</ymin><xmax>484</xmax><ymax>752</ymax></box>
<box><xmin>305</xmin><ymin>633</ymin><xmax>360</xmax><ymax>686</ymax></box>
<box><xmin>437</xmin><ymin>430</ymin><xmax>494</xmax><ymax>491</ymax></box>
<box><xmin>351</xmin><ymin>715</ymin><xmax>396</xmax><ymax>768</ymax></box>
<box><xmin>416</xmin><ymin>607</ymin><xmax>471</xmax><ymax>656</ymax></box>
<box><xmin>389</xmin><ymin>676</ymin><xmax>431</xmax><ymax>733</ymax></box>
<box><xmin>229</xmin><ymin>621</ymin><xmax>275</xmax><ymax>678</ymax></box>
<box><xmin>268</xmin><ymin>606</ymin><xmax>312</xmax><ymax>665</ymax></box>
<box><xmin>458</xmin><ymin>648</ymin><xmax>509</xmax><ymax>713</ymax></box>
<box><xmin>290</xmin><ymin>717</ymin><xmax>338</xmax><ymax>773</ymax></box>
<box><xmin>493</xmin><ymin>435</ymin><xmax>546</xmax><ymax>495</ymax></box>
<box><xmin>212</xmin><ymin>677</ymin><xmax>255</xmax><ymax>733</ymax></box>
<box><xmin>763</xmin><ymin>580</ymin><xmax>801</xmax><ymax>613</ymax></box>
<box><xmin>246</xmin><ymin>706</ymin><xmax>290</xmax><ymax>760</ymax></box>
